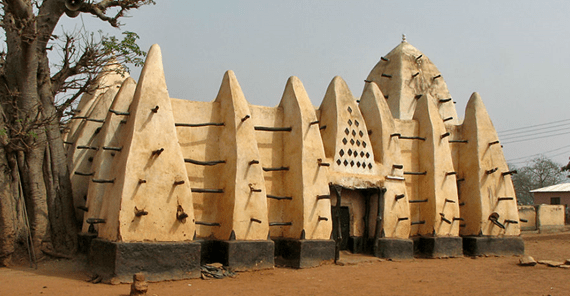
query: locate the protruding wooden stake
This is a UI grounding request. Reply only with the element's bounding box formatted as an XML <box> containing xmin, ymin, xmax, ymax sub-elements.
<box><xmin>135</xmin><ymin>207</ymin><xmax>148</xmax><ymax>217</ymax></box>
<box><xmin>151</xmin><ymin>148</ymin><xmax>164</xmax><ymax>156</ymax></box>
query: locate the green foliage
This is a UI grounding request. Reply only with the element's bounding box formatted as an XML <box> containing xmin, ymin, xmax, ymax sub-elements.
<box><xmin>52</xmin><ymin>29</ymin><xmax>148</xmax><ymax>116</ymax></box>
<box><xmin>101</xmin><ymin>31</ymin><xmax>147</xmax><ymax>71</ymax></box>
<box><xmin>510</xmin><ymin>155</ymin><xmax>566</xmax><ymax>205</ymax></box>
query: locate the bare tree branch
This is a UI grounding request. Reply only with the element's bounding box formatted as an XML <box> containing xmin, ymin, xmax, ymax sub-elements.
<box><xmin>54</xmin><ymin>80</ymin><xmax>91</xmax><ymax>118</ymax></box>
<box><xmin>78</xmin><ymin>0</ymin><xmax>155</xmax><ymax>27</ymax></box>
<box><xmin>44</xmin><ymin>28</ymin><xmax>144</xmax><ymax>124</ymax></box>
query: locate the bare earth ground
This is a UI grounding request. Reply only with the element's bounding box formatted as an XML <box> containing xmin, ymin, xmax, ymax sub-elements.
<box><xmin>1</xmin><ymin>232</ymin><xmax>570</xmax><ymax>296</ymax></box>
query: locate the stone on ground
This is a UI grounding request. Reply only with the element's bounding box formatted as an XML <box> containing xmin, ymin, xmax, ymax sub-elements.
<box><xmin>519</xmin><ymin>255</ymin><xmax>537</xmax><ymax>266</ymax></box>
<box><xmin>537</xmin><ymin>260</ymin><xmax>565</xmax><ymax>267</ymax></box>
<box><xmin>130</xmin><ymin>273</ymin><xmax>148</xmax><ymax>296</ymax></box>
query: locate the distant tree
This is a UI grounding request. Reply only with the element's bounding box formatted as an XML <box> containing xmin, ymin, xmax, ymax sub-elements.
<box><xmin>510</xmin><ymin>156</ymin><xmax>566</xmax><ymax>205</ymax></box>
<box><xmin>0</xmin><ymin>0</ymin><xmax>153</xmax><ymax>266</ymax></box>
<box><xmin>561</xmin><ymin>157</ymin><xmax>570</xmax><ymax>178</ymax></box>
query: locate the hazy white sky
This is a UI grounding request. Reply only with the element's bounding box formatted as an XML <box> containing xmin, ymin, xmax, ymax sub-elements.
<box><xmin>59</xmin><ymin>0</ymin><xmax>570</xmax><ymax>166</ymax></box>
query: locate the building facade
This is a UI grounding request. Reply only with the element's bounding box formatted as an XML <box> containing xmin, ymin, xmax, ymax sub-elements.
<box><xmin>66</xmin><ymin>40</ymin><xmax>524</xmax><ymax>283</ymax></box>
<box><xmin>531</xmin><ymin>183</ymin><xmax>570</xmax><ymax>224</ymax></box>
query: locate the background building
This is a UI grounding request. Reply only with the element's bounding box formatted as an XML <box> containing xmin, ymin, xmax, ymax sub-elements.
<box><xmin>531</xmin><ymin>183</ymin><xmax>570</xmax><ymax>224</ymax></box>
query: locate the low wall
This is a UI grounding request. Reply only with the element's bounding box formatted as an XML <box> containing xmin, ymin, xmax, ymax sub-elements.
<box><xmin>517</xmin><ymin>205</ymin><xmax>537</xmax><ymax>231</ymax></box>
<box><xmin>518</xmin><ymin>205</ymin><xmax>566</xmax><ymax>233</ymax></box>
<box><xmin>536</xmin><ymin>204</ymin><xmax>565</xmax><ymax>233</ymax></box>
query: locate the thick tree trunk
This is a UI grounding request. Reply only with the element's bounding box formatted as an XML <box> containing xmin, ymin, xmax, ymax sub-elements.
<box><xmin>0</xmin><ymin>102</ymin><xmax>28</xmax><ymax>265</ymax></box>
<box><xmin>0</xmin><ymin>146</ymin><xmax>17</xmax><ymax>265</ymax></box>
<box><xmin>0</xmin><ymin>2</ymin><xmax>79</xmax><ymax>261</ymax></box>
<box><xmin>0</xmin><ymin>117</ymin><xmax>76</xmax><ymax>262</ymax></box>
<box><xmin>43</xmin><ymin>121</ymin><xmax>78</xmax><ymax>254</ymax></box>
<box><xmin>1</xmin><ymin>0</ymin><xmax>150</xmax><ymax>261</ymax></box>
<box><xmin>39</xmin><ymin>55</ymin><xmax>78</xmax><ymax>255</ymax></box>
<box><xmin>18</xmin><ymin>145</ymin><xmax>50</xmax><ymax>254</ymax></box>
<box><xmin>1</xmin><ymin>2</ymin><xmax>76</xmax><ymax>258</ymax></box>
<box><xmin>0</xmin><ymin>149</ymin><xmax>33</xmax><ymax>266</ymax></box>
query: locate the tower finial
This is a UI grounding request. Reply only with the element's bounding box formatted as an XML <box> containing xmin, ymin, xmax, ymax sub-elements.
<box><xmin>402</xmin><ymin>34</ymin><xmax>407</xmax><ymax>43</ymax></box>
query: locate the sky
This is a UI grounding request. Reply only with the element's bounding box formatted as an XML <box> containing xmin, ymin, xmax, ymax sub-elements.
<box><xmin>57</xmin><ymin>0</ymin><xmax>570</xmax><ymax>167</ymax></box>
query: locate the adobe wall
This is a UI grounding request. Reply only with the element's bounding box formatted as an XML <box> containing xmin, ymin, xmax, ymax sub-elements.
<box><xmin>171</xmin><ymin>99</ymin><xmax>223</xmax><ymax>238</ymax></box>
<box><xmin>536</xmin><ymin>205</ymin><xmax>565</xmax><ymax>233</ymax></box>
<box><xmin>456</xmin><ymin>93</ymin><xmax>520</xmax><ymax>236</ymax></box>
<box><xmin>359</xmin><ymin>82</ymin><xmax>410</xmax><ymax>239</ymax></box>
<box><xmin>73</xmin><ymin>42</ymin><xmax>521</xmax><ymax>242</ymax></box>
<box><xmin>81</xmin><ymin>78</ymin><xmax>136</xmax><ymax>233</ymax></box>
<box><xmin>68</xmin><ymin>41</ymin><xmax>526</xmax><ymax>276</ymax></box>
<box><xmin>517</xmin><ymin>205</ymin><xmax>537</xmax><ymax>231</ymax></box>
<box><xmin>366</xmin><ymin>41</ymin><xmax>458</xmax><ymax>124</ymax></box>
<box><xmin>96</xmin><ymin>45</ymin><xmax>196</xmax><ymax>242</ymax></box>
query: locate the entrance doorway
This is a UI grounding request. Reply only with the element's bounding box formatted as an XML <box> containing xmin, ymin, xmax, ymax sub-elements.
<box><xmin>330</xmin><ymin>186</ymin><xmax>382</xmax><ymax>255</ymax></box>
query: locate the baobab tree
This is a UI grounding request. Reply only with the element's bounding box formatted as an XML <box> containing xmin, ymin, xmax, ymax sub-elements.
<box><xmin>0</xmin><ymin>0</ymin><xmax>153</xmax><ymax>265</ymax></box>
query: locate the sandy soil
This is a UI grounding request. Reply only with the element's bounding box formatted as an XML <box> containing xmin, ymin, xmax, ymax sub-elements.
<box><xmin>1</xmin><ymin>232</ymin><xmax>569</xmax><ymax>296</ymax></box>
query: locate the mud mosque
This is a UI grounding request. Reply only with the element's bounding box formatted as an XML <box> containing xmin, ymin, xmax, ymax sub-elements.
<box><xmin>65</xmin><ymin>38</ymin><xmax>524</xmax><ymax>283</ymax></box>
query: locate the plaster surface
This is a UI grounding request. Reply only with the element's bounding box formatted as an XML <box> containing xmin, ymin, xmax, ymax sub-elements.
<box><xmin>536</xmin><ymin>205</ymin><xmax>565</xmax><ymax>232</ymax></box>
<box><xmin>82</xmin><ymin>78</ymin><xmax>136</xmax><ymax>233</ymax></box>
<box><xmin>458</xmin><ymin>93</ymin><xmax>520</xmax><ymax>236</ymax></box>
<box><xmin>97</xmin><ymin>45</ymin><xmax>196</xmax><ymax>242</ymax></box>
<box><xmin>359</xmin><ymin>82</ymin><xmax>410</xmax><ymax>239</ymax></box>
<box><xmin>68</xmin><ymin>41</ymin><xmax>524</xmax><ymax>273</ymax></box>
<box><xmin>367</xmin><ymin>41</ymin><xmax>458</xmax><ymax>124</ymax></box>
<box><xmin>517</xmin><ymin>205</ymin><xmax>537</xmax><ymax>231</ymax></box>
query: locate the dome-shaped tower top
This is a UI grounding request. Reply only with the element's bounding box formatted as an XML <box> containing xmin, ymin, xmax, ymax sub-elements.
<box><xmin>366</xmin><ymin>41</ymin><xmax>458</xmax><ymax>124</ymax></box>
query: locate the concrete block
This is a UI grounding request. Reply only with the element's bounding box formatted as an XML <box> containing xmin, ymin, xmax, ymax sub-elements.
<box><xmin>463</xmin><ymin>236</ymin><xmax>524</xmax><ymax>256</ymax></box>
<box><xmin>274</xmin><ymin>238</ymin><xmax>335</xmax><ymax>268</ymax></box>
<box><xmin>417</xmin><ymin>236</ymin><xmax>463</xmax><ymax>258</ymax></box>
<box><xmin>218</xmin><ymin>240</ymin><xmax>274</xmax><ymax>271</ymax></box>
<box><xmin>89</xmin><ymin>238</ymin><xmax>201</xmax><ymax>284</ymax></box>
<box><xmin>78</xmin><ymin>232</ymin><xmax>97</xmax><ymax>254</ymax></box>
<box><xmin>373</xmin><ymin>238</ymin><xmax>414</xmax><ymax>259</ymax></box>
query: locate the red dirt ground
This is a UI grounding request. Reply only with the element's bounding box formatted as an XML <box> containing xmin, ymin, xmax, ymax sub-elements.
<box><xmin>1</xmin><ymin>232</ymin><xmax>569</xmax><ymax>296</ymax></box>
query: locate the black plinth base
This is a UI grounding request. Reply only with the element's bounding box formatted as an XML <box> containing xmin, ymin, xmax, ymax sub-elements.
<box><xmin>89</xmin><ymin>239</ymin><xmax>201</xmax><ymax>283</ymax></box>
<box><xmin>373</xmin><ymin>238</ymin><xmax>414</xmax><ymax>259</ymax></box>
<box><xmin>77</xmin><ymin>232</ymin><xmax>97</xmax><ymax>254</ymax></box>
<box><xmin>348</xmin><ymin>236</ymin><xmax>366</xmax><ymax>253</ymax></box>
<box><xmin>198</xmin><ymin>240</ymin><xmax>274</xmax><ymax>271</ymax></box>
<box><xmin>197</xmin><ymin>239</ymin><xmax>217</xmax><ymax>265</ymax></box>
<box><xmin>411</xmin><ymin>236</ymin><xmax>421</xmax><ymax>255</ymax></box>
<box><xmin>417</xmin><ymin>236</ymin><xmax>463</xmax><ymax>258</ymax></box>
<box><xmin>273</xmin><ymin>238</ymin><xmax>335</xmax><ymax>268</ymax></box>
<box><xmin>463</xmin><ymin>236</ymin><xmax>525</xmax><ymax>256</ymax></box>
<box><xmin>220</xmin><ymin>240</ymin><xmax>274</xmax><ymax>271</ymax></box>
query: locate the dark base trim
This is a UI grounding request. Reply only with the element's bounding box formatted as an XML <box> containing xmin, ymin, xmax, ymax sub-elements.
<box><xmin>89</xmin><ymin>239</ymin><xmax>201</xmax><ymax>284</ymax></box>
<box><xmin>78</xmin><ymin>232</ymin><xmax>97</xmax><ymax>254</ymax></box>
<box><xmin>373</xmin><ymin>238</ymin><xmax>414</xmax><ymax>259</ymax></box>
<box><xmin>411</xmin><ymin>236</ymin><xmax>421</xmax><ymax>255</ymax></box>
<box><xmin>197</xmin><ymin>239</ymin><xmax>217</xmax><ymax>266</ymax></box>
<box><xmin>197</xmin><ymin>239</ymin><xmax>274</xmax><ymax>271</ymax></box>
<box><xmin>416</xmin><ymin>236</ymin><xmax>463</xmax><ymax>258</ymax></box>
<box><xmin>273</xmin><ymin>238</ymin><xmax>335</xmax><ymax>268</ymax></box>
<box><xmin>462</xmin><ymin>236</ymin><xmax>525</xmax><ymax>256</ymax></box>
<box><xmin>348</xmin><ymin>236</ymin><xmax>366</xmax><ymax>254</ymax></box>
